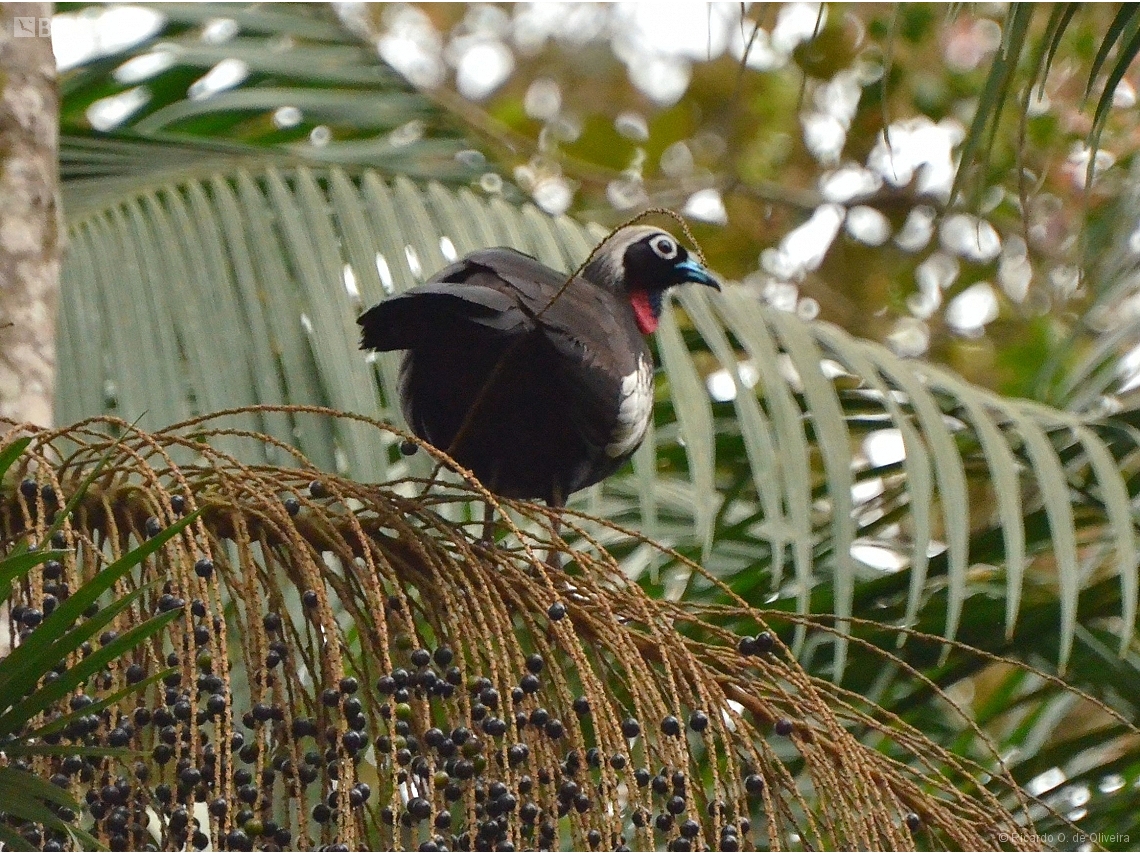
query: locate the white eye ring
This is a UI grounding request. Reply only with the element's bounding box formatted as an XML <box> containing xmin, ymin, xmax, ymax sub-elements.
<box><xmin>650</xmin><ymin>235</ymin><xmax>678</xmax><ymax>260</ymax></box>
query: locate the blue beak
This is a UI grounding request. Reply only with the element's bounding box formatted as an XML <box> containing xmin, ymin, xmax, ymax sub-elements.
<box><xmin>676</xmin><ymin>257</ymin><xmax>720</xmax><ymax>290</ymax></box>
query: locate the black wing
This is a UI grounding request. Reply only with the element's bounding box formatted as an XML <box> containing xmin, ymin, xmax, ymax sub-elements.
<box><xmin>357</xmin><ymin>246</ymin><xmax>648</xmax><ymax>457</ymax></box>
<box><xmin>456</xmin><ymin>248</ymin><xmax>649</xmax><ymax>456</ymax></box>
<box><xmin>357</xmin><ymin>248</ymin><xmax>568</xmax><ymax>351</ymax></box>
<box><xmin>536</xmin><ymin>283</ymin><xmax>648</xmax><ymax>457</ymax></box>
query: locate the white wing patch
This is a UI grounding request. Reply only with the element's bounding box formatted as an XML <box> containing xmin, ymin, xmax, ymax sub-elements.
<box><xmin>606</xmin><ymin>357</ymin><xmax>654</xmax><ymax>458</ymax></box>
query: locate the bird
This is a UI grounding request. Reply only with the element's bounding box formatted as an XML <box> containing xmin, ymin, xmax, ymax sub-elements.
<box><xmin>357</xmin><ymin>225</ymin><xmax>719</xmax><ymax>548</ymax></box>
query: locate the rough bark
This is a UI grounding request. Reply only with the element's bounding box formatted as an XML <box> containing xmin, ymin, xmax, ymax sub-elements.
<box><xmin>0</xmin><ymin>2</ymin><xmax>58</xmax><ymax>427</ymax></box>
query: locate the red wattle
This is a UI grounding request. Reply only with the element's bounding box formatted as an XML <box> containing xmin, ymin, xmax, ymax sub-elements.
<box><xmin>629</xmin><ymin>289</ymin><xmax>658</xmax><ymax>334</ymax></box>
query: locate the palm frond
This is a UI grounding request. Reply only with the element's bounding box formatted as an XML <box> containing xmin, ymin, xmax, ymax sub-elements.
<box><xmin>950</xmin><ymin>3</ymin><xmax>1140</xmax><ymax>209</ymax></box>
<box><xmin>1043</xmin><ymin>159</ymin><xmax>1140</xmax><ymax>410</ymax></box>
<box><xmin>949</xmin><ymin>3</ymin><xmax>1036</xmax><ymax>208</ymax></box>
<box><xmin>59</xmin><ymin>1</ymin><xmax>478</xmax><ymax>209</ymax></box>
<box><xmin>60</xmin><ymin>167</ymin><xmax>1140</xmax><ymax>678</ymax></box>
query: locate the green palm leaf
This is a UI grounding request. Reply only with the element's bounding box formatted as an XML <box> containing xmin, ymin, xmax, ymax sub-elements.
<box><xmin>59</xmin><ymin>2</ymin><xmax>475</xmax><ymax>193</ymax></box>
<box><xmin>59</xmin><ymin>165</ymin><xmax>1140</xmax><ymax>678</ymax></box>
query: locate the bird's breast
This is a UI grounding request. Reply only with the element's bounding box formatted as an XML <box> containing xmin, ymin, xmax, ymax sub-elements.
<box><xmin>605</xmin><ymin>356</ymin><xmax>654</xmax><ymax>458</ymax></box>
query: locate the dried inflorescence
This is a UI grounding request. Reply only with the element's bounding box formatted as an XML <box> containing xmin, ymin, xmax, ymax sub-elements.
<box><xmin>0</xmin><ymin>407</ymin><xmax>1041</xmax><ymax>851</ymax></box>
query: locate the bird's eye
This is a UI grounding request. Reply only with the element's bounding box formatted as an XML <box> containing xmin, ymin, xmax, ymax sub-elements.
<box><xmin>649</xmin><ymin>235</ymin><xmax>678</xmax><ymax>260</ymax></box>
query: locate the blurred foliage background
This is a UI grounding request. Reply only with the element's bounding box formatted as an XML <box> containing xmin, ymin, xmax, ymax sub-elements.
<box><xmin>340</xmin><ymin>2</ymin><xmax>1140</xmax><ymax>403</ymax></box>
<box><xmin>56</xmin><ymin>1</ymin><xmax>1140</xmax><ymax>404</ymax></box>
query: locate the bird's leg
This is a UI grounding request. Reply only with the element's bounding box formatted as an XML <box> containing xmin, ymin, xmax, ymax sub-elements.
<box><xmin>481</xmin><ymin>501</ymin><xmax>496</xmax><ymax>544</ymax></box>
<box><xmin>546</xmin><ymin>484</ymin><xmax>564</xmax><ymax>570</ymax></box>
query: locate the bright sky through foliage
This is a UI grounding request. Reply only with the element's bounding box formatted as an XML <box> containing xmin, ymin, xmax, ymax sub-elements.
<box><xmin>51</xmin><ymin>3</ymin><xmax>1022</xmax><ymax>351</ymax></box>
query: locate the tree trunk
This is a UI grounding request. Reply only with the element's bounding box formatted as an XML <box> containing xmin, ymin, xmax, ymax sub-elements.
<box><xmin>0</xmin><ymin>2</ymin><xmax>58</xmax><ymax>427</ymax></box>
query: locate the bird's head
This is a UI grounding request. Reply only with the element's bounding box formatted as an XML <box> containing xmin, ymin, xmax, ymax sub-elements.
<box><xmin>584</xmin><ymin>226</ymin><xmax>720</xmax><ymax>334</ymax></box>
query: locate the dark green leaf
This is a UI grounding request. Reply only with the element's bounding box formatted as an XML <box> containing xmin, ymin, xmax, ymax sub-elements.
<box><xmin>0</xmin><ymin>511</ymin><xmax>198</xmax><ymax>705</ymax></box>
<box><xmin>951</xmin><ymin>3</ymin><xmax>1035</xmax><ymax>207</ymax></box>
<box><xmin>1084</xmin><ymin>5</ymin><xmax>1140</xmax><ymax>100</ymax></box>
<box><xmin>1036</xmin><ymin>3</ymin><xmax>1078</xmax><ymax>97</ymax></box>
<box><xmin>0</xmin><ymin>436</ymin><xmax>31</xmax><ymax>482</ymax></box>
<box><xmin>0</xmin><ymin>743</ymin><xmax>139</xmax><ymax>759</ymax></box>
<box><xmin>27</xmin><ymin>667</ymin><xmax>175</xmax><ymax>739</ymax></box>
<box><xmin>1087</xmin><ymin>19</ymin><xmax>1140</xmax><ymax>188</ymax></box>
<box><xmin>0</xmin><ymin>549</ymin><xmax>68</xmax><ymax>590</ymax></box>
<box><xmin>0</xmin><ymin>602</ymin><xmax>180</xmax><ymax>735</ymax></box>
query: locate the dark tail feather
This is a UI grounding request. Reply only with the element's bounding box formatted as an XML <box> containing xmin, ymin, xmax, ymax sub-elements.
<box><xmin>357</xmin><ymin>297</ymin><xmax>425</xmax><ymax>352</ymax></box>
<box><xmin>358</xmin><ymin>286</ymin><xmax>523</xmax><ymax>352</ymax></box>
